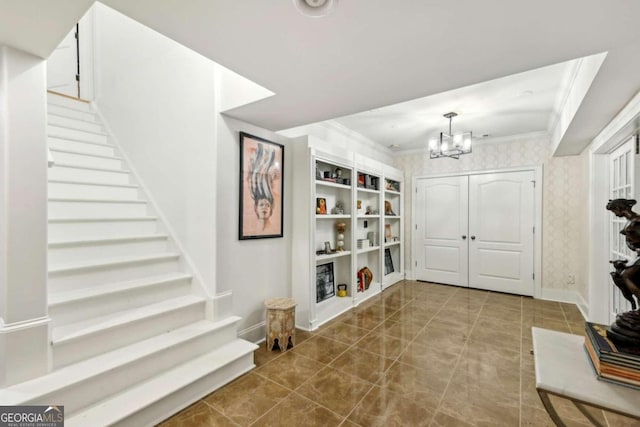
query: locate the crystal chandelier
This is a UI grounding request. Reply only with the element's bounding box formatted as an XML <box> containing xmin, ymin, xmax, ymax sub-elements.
<box><xmin>429</xmin><ymin>112</ymin><xmax>472</xmax><ymax>159</ymax></box>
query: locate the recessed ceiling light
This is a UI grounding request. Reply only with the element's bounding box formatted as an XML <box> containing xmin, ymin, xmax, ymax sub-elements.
<box><xmin>389</xmin><ymin>144</ymin><xmax>400</xmax><ymax>148</ymax></box>
<box><xmin>522</xmin><ymin>90</ymin><xmax>534</xmax><ymax>96</ymax></box>
<box><xmin>482</xmin><ymin>134</ymin><xmax>490</xmax><ymax>138</ymax></box>
<box><xmin>293</xmin><ymin>0</ymin><xmax>338</xmax><ymax>17</ymax></box>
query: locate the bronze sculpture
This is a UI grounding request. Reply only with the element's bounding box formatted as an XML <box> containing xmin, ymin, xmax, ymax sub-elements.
<box><xmin>605</xmin><ymin>199</ymin><xmax>640</xmax><ymax>346</ymax></box>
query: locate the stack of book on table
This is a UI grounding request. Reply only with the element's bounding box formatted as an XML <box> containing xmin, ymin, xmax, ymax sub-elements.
<box><xmin>584</xmin><ymin>322</ymin><xmax>640</xmax><ymax>389</ymax></box>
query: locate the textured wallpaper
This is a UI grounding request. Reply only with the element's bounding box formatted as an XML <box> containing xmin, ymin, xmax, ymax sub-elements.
<box><xmin>393</xmin><ymin>134</ymin><xmax>588</xmax><ymax>295</ymax></box>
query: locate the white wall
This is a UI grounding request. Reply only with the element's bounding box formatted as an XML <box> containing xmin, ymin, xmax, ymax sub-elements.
<box><xmin>0</xmin><ymin>45</ymin><xmax>49</xmax><ymax>386</ymax></box>
<box><xmin>395</xmin><ymin>133</ymin><xmax>589</xmax><ymax>303</ymax></box>
<box><xmin>93</xmin><ymin>4</ymin><xmax>218</xmax><ymax>292</ymax></box>
<box><xmin>94</xmin><ymin>4</ymin><xmax>295</xmax><ymax>342</ymax></box>
<box><xmin>215</xmin><ymin>116</ymin><xmax>292</xmax><ymax>342</ymax></box>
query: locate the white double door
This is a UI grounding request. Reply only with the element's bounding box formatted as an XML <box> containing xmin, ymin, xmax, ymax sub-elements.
<box><xmin>415</xmin><ymin>170</ymin><xmax>535</xmax><ymax>296</ymax></box>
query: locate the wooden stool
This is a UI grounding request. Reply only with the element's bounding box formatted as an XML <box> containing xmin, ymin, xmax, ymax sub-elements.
<box><xmin>265</xmin><ymin>298</ymin><xmax>296</xmax><ymax>352</ymax></box>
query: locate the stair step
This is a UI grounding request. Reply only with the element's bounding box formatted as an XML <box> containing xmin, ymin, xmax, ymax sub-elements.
<box><xmin>49</xmin><ymin>272</ymin><xmax>192</xmax><ymax>320</ymax></box>
<box><xmin>48</xmin><ymin>217</ymin><xmax>159</xmax><ymax>240</ymax></box>
<box><xmin>48</xmin><ymin>93</ymin><xmax>93</xmax><ymax>112</ymax></box>
<box><xmin>52</xmin><ymin>295</ymin><xmax>206</xmax><ymax>368</ymax></box>
<box><xmin>49</xmin><ymin>136</ymin><xmax>115</xmax><ymax>157</ymax></box>
<box><xmin>49</xmin><ymin>198</ymin><xmax>147</xmax><ymax>218</ymax></box>
<box><xmin>48</xmin><ymin>253</ymin><xmax>181</xmax><ymax>292</ymax></box>
<box><xmin>48</xmin><ymin>113</ymin><xmax>103</xmax><ymax>133</ymax></box>
<box><xmin>49</xmin><ymin>179</ymin><xmax>139</xmax><ymax>201</ymax></box>
<box><xmin>48</xmin><ymin>104</ymin><xmax>97</xmax><ymax>122</ymax></box>
<box><xmin>48</xmin><ymin>233</ymin><xmax>169</xmax><ymax>265</ymax></box>
<box><xmin>66</xmin><ymin>339</ymin><xmax>257</xmax><ymax>426</ymax></box>
<box><xmin>49</xmin><ymin>125</ymin><xmax>108</xmax><ymax>144</ymax></box>
<box><xmin>49</xmin><ymin>162</ymin><xmax>131</xmax><ymax>185</ymax></box>
<box><xmin>0</xmin><ymin>318</ymin><xmax>243</xmax><ymax>414</ymax></box>
<box><xmin>49</xmin><ymin>148</ymin><xmax>123</xmax><ymax>170</ymax></box>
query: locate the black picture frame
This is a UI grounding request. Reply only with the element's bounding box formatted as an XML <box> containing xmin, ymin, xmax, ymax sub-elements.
<box><xmin>384</xmin><ymin>248</ymin><xmax>395</xmax><ymax>275</ymax></box>
<box><xmin>316</xmin><ymin>262</ymin><xmax>336</xmax><ymax>303</ymax></box>
<box><xmin>239</xmin><ymin>132</ymin><xmax>284</xmax><ymax>240</ymax></box>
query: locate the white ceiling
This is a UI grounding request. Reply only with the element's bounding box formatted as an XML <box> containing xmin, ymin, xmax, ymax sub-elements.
<box><xmin>2</xmin><ymin>0</ymin><xmax>640</xmax><ymax>155</ymax></box>
<box><xmin>334</xmin><ymin>59</ymin><xmax>577</xmax><ymax>152</ymax></box>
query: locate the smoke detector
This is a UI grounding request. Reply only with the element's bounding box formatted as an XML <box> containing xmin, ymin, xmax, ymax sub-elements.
<box><xmin>293</xmin><ymin>0</ymin><xmax>338</xmax><ymax>17</ymax></box>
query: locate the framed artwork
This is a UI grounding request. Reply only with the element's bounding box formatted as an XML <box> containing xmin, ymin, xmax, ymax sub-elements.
<box><xmin>239</xmin><ymin>132</ymin><xmax>284</xmax><ymax>240</ymax></box>
<box><xmin>316</xmin><ymin>262</ymin><xmax>335</xmax><ymax>303</ymax></box>
<box><xmin>316</xmin><ymin>197</ymin><xmax>327</xmax><ymax>214</ymax></box>
<box><xmin>385</xmin><ymin>248</ymin><xmax>395</xmax><ymax>275</ymax></box>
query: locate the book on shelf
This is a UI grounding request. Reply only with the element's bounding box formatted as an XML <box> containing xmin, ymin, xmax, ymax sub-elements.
<box><xmin>584</xmin><ymin>322</ymin><xmax>640</xmax><ymax>389</ymax></box>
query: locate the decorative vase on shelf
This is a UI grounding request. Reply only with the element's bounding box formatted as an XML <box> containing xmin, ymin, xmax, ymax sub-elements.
<box><xmin>336</xmin><ymin>222</ymin><xmax>347</xmax><ymax>251</ymax></box>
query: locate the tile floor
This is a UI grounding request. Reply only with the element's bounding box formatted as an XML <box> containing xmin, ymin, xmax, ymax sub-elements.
<box><xmin>159</xmin><ymin>281</ymin><xmax>640</xmax><ymax>426</ymax></box>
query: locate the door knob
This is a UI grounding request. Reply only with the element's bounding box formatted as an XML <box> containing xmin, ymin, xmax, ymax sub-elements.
<box><xmin>471</xmin><ymin>236</ymin><xmax>476</xmax><ymax>240</ymax></box>
<box><xmin>462</xmin><ymin>235</ymin><xmax>467</xmax><ymax>240</ymax></box>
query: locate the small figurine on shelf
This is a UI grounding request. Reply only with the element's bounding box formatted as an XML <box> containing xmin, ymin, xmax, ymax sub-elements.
<box><xmin>385</xmin><ymin>200</ymin><xmax>395</xmax><ymax>216</ymax></box>
<box><xmin>335</xmin><ymin>168</ymin><xmax>342</xmax><ymax>179</ymax></box>
<box><xmin>333</xmin><ymin>200</ymin><xmax>345</xmax><ymax>215</ymax></box>
<box><xmin>357</xmin><ymin>200</ymin><xmax>363</xmax><ymax>215</ymax></box>
<box><xmin>336</xmin><ymin>222</ymin><xmax>346</xmax><ymax>251</ymax></box>
<box><xmin>385</xmin><ymin>224</ymin><xmax>392</xmax><ymax>242</ymax></box>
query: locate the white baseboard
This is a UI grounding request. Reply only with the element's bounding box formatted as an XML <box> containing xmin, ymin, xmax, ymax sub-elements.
<box><xmin>405</xmin><ymin>270</ymin><xmax>415</xmax><ymax>280</ymax></box>
<box><xmin>540</xmin><ymin>288</ymin><xmax>588</xmax><ymax>320</ymax></box>
<box><xmin>0</xmin><ymin>317</ymin><xmax>50</xmax><ymax>386</ymax></box>
<box><xmin>239</xmin><ymin>321</ymin><xmax>265</xmax><ymax>344</ymax></box>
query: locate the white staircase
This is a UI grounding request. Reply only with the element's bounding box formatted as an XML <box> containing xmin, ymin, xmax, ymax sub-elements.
<box><xmin>0</xmin><ymin>93</ymin><xmax>257</xmax><ymax>426</ymax></box>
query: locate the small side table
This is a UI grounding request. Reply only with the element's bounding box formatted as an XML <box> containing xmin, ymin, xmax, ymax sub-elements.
<box><xmin>265</xmin><ymin>298</ymin><xmax>296</xmax><ymax>352</ymax></box>
<box><xmin>532</xmin><ymin>327</ymin><xmax>640</xmax><ymax>426</ymax></box>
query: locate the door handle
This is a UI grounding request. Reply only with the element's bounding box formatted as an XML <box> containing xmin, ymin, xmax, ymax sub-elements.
<box><xmin>471</xmin><ymin>236</ymin><xmax>476</xmax><ymax>240</ymax></box>
<box><xmin>462</xmin><ymin>235</ymin><xmax>467</xmax><ymax>240</ymax></box>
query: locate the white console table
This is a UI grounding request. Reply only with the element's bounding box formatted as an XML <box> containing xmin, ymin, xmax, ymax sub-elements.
<box><xmin>532</xmin><ymin>327</ymin><xmax>640</xmax><ymax>427</ymax></box>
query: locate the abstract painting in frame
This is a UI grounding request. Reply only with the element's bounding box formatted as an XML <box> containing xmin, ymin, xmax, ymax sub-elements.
<box><xmin>239</xmin><ymin>132</ymin><xmax>284</xmax><ymax>239</ymax></box>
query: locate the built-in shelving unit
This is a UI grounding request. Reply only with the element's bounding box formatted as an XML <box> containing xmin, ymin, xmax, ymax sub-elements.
<box><xmin>291</xmin><ymin>140</ymin><xmax>404</xmax><ymax>330</ymax></box>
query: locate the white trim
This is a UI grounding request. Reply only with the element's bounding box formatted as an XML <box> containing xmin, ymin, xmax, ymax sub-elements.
<box><xmin>0</xmin><ymin>316</ymin><xmax>49</xmax><ymax>332</ymax></box>
<box><xmin>588</xmin><ymin>154</ymin><xmax>610</xmax><ymax>324</ymax></box>
<box><xmin>238</xmin><ymin>321</ymin><xmax>265</xmax><ymax>344</ymax></box>
<box><xmin>92</xmin><ymin>105</ymin><xmax>215</xmax><ymax>315</ymax></box>
<box><xmin>591</xmin><ymin>89</ymin><xmax>640</xmax><ymax>154</ymax></box>
<box><xmin>540</xmin><ymin>288</ymin><xmax>587</xmax><ymax>318</ymax></box>
<box><xmin>411</xmin><ymin>165</ymin><xmax>543</xmax><ymax>299</ymax></box>
<box><xmin>405</xmin><ymin>269</ymin><xmax>415</xmax><ymax>280</ymax></box>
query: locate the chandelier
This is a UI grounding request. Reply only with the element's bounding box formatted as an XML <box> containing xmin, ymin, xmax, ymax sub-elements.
<box><xmin>429</xmin><ymin>112</ymin><xmax>472</xmax><ymax>159</ymax></box>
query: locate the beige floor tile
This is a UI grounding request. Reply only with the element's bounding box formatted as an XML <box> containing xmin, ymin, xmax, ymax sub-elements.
<box><xmin>347</xmin><ymin>385</ymin><xmax>435</xmax><ymax>427</ymax></box>
<box><xmin>353</xmin><ymin>329</ymin><xmax>409</xmax><ymax>359</ymax></box>
<box><xmin>250</xmin><ymin>392</ymin><xmax>344</xmax><ymax>427</ymax></box>
<box><xmin>296</xmin><ymin>366</ymin><xmax>373</xmax><ymax>417</ymax></box>
<box><xmin>438</xmin><ymin>393</ymin><xmax>520</xmax><ymax>427</ymax></box>
<box><xmin>255</xmin><ymin>351</ymin><xmax>326</xmax><ymax>390</ymax></box>
<box><xmin>204</xmin><ymin>373</ymin><xmax>290</xmax><ymax>426</ymax></box>
<box><xmin>603</xmin><ymin>410</ymin><xmax>640</xmax><ymax>426</ymax></box>
<box><xmin>330</xmin><ymin>346</ymin><xmax>394</xmax><ymax>384</ymax></box>
<box><xmin>158</xmin><ymin>401</ymin><xmax>237</xmax><ymax>427</ymax></box>
<box><xmin>253</xmin><ymin>342</ymin><xmax>286</xmax><ymax>368</ymax></box>
<box><xmin>318</xmin><ymin>322</ymin><xmax>371</xmax><ymax>345</ymax></box>
<box><xmin>378</xmin><ymin>361</ymin><xmax>451</xmax><ymax>399</ymax></box>
<box><xmin>291</xmin><ymin>335</ymin><xmax>350</xmax><ymax>364</ymax></box>
<box><xmin>429</xmin><ymin>411</ymin><xmax>475</xmax><ymax>427</ymax></box>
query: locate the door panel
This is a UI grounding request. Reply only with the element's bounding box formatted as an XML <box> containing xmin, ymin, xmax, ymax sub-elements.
<box><xmin>47</xmin><ymin>27</ymin><xmax>78</xmax><ymax>97</ymax></box>
<box><xmin>468</xmin><ymin>171</ymin><xmax>534</xmax><ymax>295</ymax></box>
<box><xmin>415</xmin><ymin>176</ymin><xmax>468</xmax><ymax>286</ymax></box>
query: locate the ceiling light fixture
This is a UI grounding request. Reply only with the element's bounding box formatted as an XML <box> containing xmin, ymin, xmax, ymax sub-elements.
<box><xmin>428</xmin><ymin>112</ymin><xmax>472</xmax><ymax>160</ymax></box>
<box><xmin>293</xmin><ymin>0</ymin><xmax>338</xmax><ymax>17</ymax></box>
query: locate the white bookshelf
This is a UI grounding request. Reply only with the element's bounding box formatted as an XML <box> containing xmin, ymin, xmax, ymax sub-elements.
<box><xmin>291</xmin><ymin>141</ymin><xmax>404</xmax><ymax>330</ymax></box>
